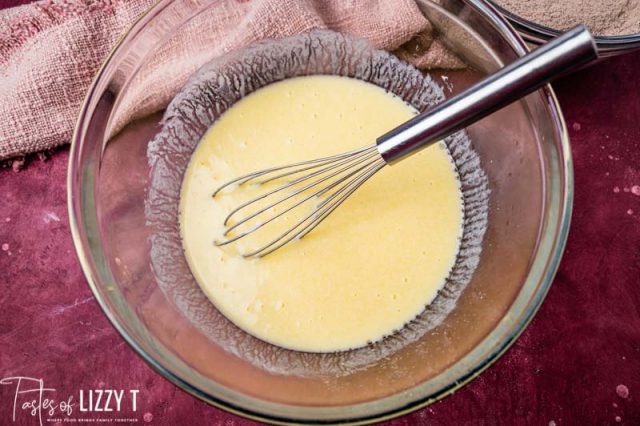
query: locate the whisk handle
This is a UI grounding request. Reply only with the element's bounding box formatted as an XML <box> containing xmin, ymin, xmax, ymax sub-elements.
<box><xmin>376</xmin><ymin>25</ymin><xmax>598</xmax><ymax>165</ymax></box>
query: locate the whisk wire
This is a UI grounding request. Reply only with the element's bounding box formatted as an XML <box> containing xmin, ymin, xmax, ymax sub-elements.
<box><xmin>212</xmin><ymin>144</ymin><xmax>386</xmax><ymax>257</ymax></box>
<box><xmin>216</xmin><ymin>151</ymin><xmax>383</xmax><ymax>245</ymax></box>
<box><xmin>221</xmin><ymin>147</ymin><xmax>380</xmax><ymax>227</ymax></box>
<box><xmin>295</xmin><ymin>158</ymin><xmax>386</xmax><ymax>241</ymax></box>
<box><xmin>212</xmin><ymin>145</ymin><xmax>377</xmax><ymax>196</ymax></box>
<box><xmin>242</xmin><ymin>157</ymin><xmax>386</xmax><ymax>258</ymax></box>
<box><xmin>257</xmin><ymin>145</ymin><xmax>378</xmax><ymax>185</ymax></box>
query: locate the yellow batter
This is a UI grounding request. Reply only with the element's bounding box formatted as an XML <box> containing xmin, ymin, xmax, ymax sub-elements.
<box><xmin>180</xmin><ymin>75</ymin><xmax>463</xmax><ymax>353</ymax></box>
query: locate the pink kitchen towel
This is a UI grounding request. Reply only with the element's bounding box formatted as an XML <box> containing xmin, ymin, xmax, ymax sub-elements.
<box><xmin>0</xmin><ymin>0</ymin><xmax>464</xmax><ymax>160</ymax></box>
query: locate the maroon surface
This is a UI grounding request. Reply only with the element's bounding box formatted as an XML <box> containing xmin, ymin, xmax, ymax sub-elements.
<box><xmin>0</xmin><ymin>0</ymin><xmax>29</xmax><ymax>9</ymax></box>
<box><xmin>1</xmin><ymin>7</ymin><xmax>640</xmax><ymax>425</ymax></box>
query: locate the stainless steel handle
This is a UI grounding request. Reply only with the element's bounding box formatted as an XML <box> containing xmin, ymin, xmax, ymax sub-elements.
<box><xmin>376</xmin><ymin>25</ymin><xmax>598</xmax><ymax>164</ymax></box>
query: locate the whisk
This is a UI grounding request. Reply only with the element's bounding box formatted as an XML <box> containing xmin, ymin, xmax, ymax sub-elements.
<box><xmin>213</xmin><ymin>26</ymin><xmax>597</xmax><ymax>258</ymax></box>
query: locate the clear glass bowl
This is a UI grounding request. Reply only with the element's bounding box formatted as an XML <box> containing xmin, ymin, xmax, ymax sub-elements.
<box><xmin>486</xmin><ymin>0</ymin><xmax>640</xmax><ymax>56</ymax></box>
<box><xmin>68</xmin><ymin>0</ymin><xmax>572</xmax><ymax>423</ymax></box>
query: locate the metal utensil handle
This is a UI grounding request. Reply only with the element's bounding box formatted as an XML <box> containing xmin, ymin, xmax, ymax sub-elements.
<box><xmin>376</xmin><ymin>25</ymin><xmax>597</xmax><ymax>164</ymax></box>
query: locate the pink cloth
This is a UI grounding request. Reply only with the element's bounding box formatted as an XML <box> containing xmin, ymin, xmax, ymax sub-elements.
<box><xmin>0</xmin><ymin>0</ymin><xmax>464</xmax><ymax>160</ymax></box>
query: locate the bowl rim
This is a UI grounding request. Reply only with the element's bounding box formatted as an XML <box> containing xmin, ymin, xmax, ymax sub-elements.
<box><xmin>486</xmin><ymin>0</ymin><xmax>640</xmax><ymax>56</ymax></box>
<box><xmin>67</xmin><ymin>0</ymin><xmax>573</xmax><ymax>423</ymax></box>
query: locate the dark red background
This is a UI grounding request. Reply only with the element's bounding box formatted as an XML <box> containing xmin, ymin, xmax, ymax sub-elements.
<box><xmin>1</xmin><ymin>0</ymin><xmax>639</xmax><ymax>424</ymax></box>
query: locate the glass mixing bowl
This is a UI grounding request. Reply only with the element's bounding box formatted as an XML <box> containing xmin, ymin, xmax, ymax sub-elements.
<box><xmin>486</xmin><ymin>0</ymin><xmax>640</xmax><ymax>56</ymax></box>
<box><xmin>68</xmin><ymin>0</ymin><xmax>572</xmax><ymax>423</ymax></box>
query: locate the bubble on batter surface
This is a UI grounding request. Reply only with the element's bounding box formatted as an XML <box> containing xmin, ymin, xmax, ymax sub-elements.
<box><xmin>146</xmin><ymin>30</ymin><xmax>489</xmax><ymax>377</ymax></box>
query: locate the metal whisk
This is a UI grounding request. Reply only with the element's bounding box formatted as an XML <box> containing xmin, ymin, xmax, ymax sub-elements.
<box><xmin>213</xmin><ymin>26</ymin><xmax>597</xmax><ymax>258</ymax></box>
